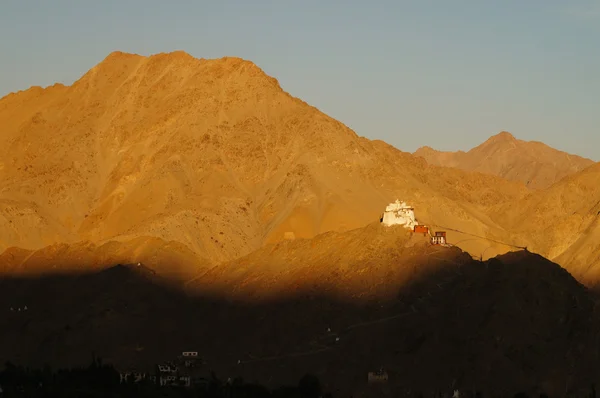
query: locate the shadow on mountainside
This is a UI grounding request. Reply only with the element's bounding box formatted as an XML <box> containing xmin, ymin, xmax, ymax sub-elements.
<box><xmin>1</xmin><ymin>250</ymin><xmax>599</xmax><ymax>397</ymax></box>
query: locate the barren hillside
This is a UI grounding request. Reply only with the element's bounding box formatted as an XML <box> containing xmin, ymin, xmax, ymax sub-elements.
<box><xmin>494</xmin><ymin>163</ymin><xmax>600</xmax><ymax>288</ymax></box>
<box><xmin>414</xmin><ymin>131</ymin><xmax>594</xmax><ymax>189</ymax></box>
<box><xmin>187</xmin><ymin>222</ymin><xmax>455</xmax><ymax>300</ymax></box>
<box><xmin>0</xmin><ymin>237</ymin><xmax>208</xmax><ymax>281</ymax></box>
<box><xmin>0</xmin><ymin>51</ymin><xmax>530</xmax><ymax>276</ymax></box>
<box><xmin>2</xmin><ymin>51</ymin><xmax>599</xmax><ymax>394</ymax></box>
<box><xmin>1</xmin><ymin>231</ymin><xmax>598</xmax><ymax>396</ymax></box>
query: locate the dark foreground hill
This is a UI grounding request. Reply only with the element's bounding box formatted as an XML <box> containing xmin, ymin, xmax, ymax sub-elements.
<box><xmin>1</xmin><ymin>249</ymin><xmax>599</xmax><ymax>397</ymax></box>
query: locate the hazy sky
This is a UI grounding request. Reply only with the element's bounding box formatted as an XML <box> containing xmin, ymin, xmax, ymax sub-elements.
<box><xmin>1</xmin><ymin>0</ymin><xmax>598</xmax><ymax>160</ymax></box>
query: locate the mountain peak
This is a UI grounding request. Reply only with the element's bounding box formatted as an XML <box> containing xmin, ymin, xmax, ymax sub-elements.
<box><xmin>414</xmin><ymin>145</ymin><xmax>435</xmax><ymax>153</ymax></box>
<box><xmin>104</xmin><ymin>50</ymin><xmax>143</xmax><ymax>59</ymax></box>
<box><xmin>99</xmin><ymin>51</ymin><xmax>265</xmax><ymax>73</ymax></box>
<box><xmin>490</xmin><ymin>131</ymin><xmax>517</xmax><ymax>142</ymax></box>
<box><xmin>70</xmin><ymin>50</ymin><xmax>285</xmax><ymax>100</ymax></box>
<box><xmin>413</xmin><ymin>130</ymin><xmax>594</xmax><ymax>189</ymax></box>
<box><xmin>97</xmin><ymin>51</ymin><xmax>144</xmax><ymax>68</ymax></box>
<box><xmin>102</xmin><ymin>50</ymin><xmax>196</xmax><ymax>62</ymax></box>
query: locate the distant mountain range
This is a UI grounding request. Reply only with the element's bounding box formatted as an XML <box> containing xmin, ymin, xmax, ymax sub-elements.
<box><xmin>0</xmin><ymin>50</ymin><xmax>598</xmax><ymax>286</ymax></box>
<box><xmin>1</xmin><ymin>50</ymin><xmax>600</xmax><ymax>394</ymax></box>
<box><xmin>414</xmin><ymin>131</ymin><xmax>594</xmax><ymax>190</ymax></box>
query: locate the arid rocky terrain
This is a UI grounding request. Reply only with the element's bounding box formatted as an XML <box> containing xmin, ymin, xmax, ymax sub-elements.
<box><xmin>1</xmin><ymin>51</ymin><xmax>598</xmax><ymax>285</ymax></box>
<box><xmin>414</xmin><ymin>131</ymin><xmax>594</xmax><ymax>190</ymax></box>
<box><xmin>1</xmin><ymin>50</ymin><xmax>600</xmax><ymax>395</ymax></box>
<box><xmin>500</xmin><ymin>162</ymin><xmax>600</xmax><ymax>288</ymax></box>
<box><xmin>1</xmin><ymin>229</ymin><xmax>599</xmax><ymax>396</ymax></box>
<box><xmin>0</xmin><ymin>51</ymin><xmax>534</xmax><ymax>273</ymax></box>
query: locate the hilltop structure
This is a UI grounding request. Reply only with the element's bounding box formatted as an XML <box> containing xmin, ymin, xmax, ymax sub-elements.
<box><xmin>380</xmin><ymin>200</ymin><xmax>419</xmax><ymax>229</ymax></box>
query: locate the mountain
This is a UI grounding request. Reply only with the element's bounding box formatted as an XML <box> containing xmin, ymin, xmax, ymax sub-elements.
<box><xmin>0</xmin><ymin>238</ymin><xmax>207</xmax><ymax>281</ymax></box>
<box><xmin>414</xmin><ymin>131</ymin><xmax>594</xmax><ymax>190</ymax></box>
<box><xmin>1</xmin><ymin>233</ymin><xmax>598</xmax><ymax>396</ymax></box>
<box><xmin>494</xmin><ymin>162</ymin><xmax>600</xmax><ymax>289</ymax></box>
<box><xmin>2</xmin><ymin>50</ymin><xmax>600</xmax><ymax>394</ymax></box>
<box><xmin>1</xmin><ymin>49</ymin><xmax>599</xmax><ymax>288</ymax></box>
<box><xmin>0</xmin><ymin>51</ymin><xmax>530</xmax><ymax>276</ymax></box>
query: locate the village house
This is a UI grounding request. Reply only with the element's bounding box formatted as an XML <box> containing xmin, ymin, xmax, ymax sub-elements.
<box><xmin>178</xmin><ymin>351</ymin><xmax>202</xmax><ymax>368</ymax></box>
<box><xmin>118</xmin><ymin>351</ymin><xmax>205</xmax><ymax>388</ymax></box>
<box><xmin>367</xmin><ymin>367</ymin><xmax>389</xmax><ymax>383</ymax></box>
<box><xmin>156</xmin><ymin>362</ymin><xmax>180</xmax><ymax>387</ymax></box>
<box><xmin>156</xmin><ymin>354</ymin><xmax>204</xmax><ymax>387</ymax></box>
<box><xmin>156</xmin><ymin>369</ymin><xmax>177</xmax><ymax>386</ymax></box>
<box><xmin>119</xmin><ymin>369</ymin><xmax>154</xmax><ymax>384</ymax></box>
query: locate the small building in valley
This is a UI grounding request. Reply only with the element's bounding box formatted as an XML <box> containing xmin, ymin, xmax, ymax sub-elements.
<box><xmin>179</xmin><ymin>351</ymin><xmax>202</xmax><ymax>368</ymax></box>
<box><xmin>118</xmin><ymin>352</ymin><xmax>206</xmax><ymax>389</ymax></box>
<box><xmin>156</xmin><ymin>362</ymin><xmax>181</xmax><ymax>387</ymax></box>
<box><xmin>119</xmin><ymin>369</ymin><xmax>153</xmax><ymax>384</ymax></box>
<box><xmin>368</xmin><ymin>367</ymin><xmax>389</xmax><ymax>383</ymax></box>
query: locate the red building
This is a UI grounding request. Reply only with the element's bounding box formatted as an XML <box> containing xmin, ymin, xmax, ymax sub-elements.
<box><xmin>414</xmin><ymin>225</ymin><xmax>429</xmax><ymax>235</ymax></box>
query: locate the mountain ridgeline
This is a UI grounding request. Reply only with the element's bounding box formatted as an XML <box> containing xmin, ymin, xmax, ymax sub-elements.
<box><xmin>414</xmin><ymin>131</ymin><xmax>594</xmax><ymax>190</ymax></box>
<box><xmin>1</xmin><ymin>50</ymin><xmax>600</xmax><ymax>394</ymax></box>
<box><xmin>1</xmin><ymin>51</ymin><xmax>535</xmax><ymax>274</ymax></box>
<box><xmin>1</xmin><ymin>50</ymin><xmax>599</xmax><ymax>283</ymax></box>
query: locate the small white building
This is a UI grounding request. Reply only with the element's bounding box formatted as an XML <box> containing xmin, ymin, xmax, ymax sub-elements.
<box><xmin>156</xmin><ymin>363</ymin><xmax>177</xmax><ymax>386</ymax></box>
<box><xmin>179</xmin><ymin>351</ymin><xmax>202</xmax><ymax>368</ymax></box>
<box><xmin>156</xmin><ymin>361</ymin><xmax>193</xmax><ymax>387</ymax></box>
<box><xmin>178</xmin><ymin>375</ymin><xmax>191</xmax><ymax>387</ymax></box>
<box><xmin>158</xmin><ymin>373</ymin><xmax>190</xmax><ymax>387</ymax></box>
<box><xmin>380</xmin><ymin>200</ymin><xmax>418</xmax><ymax>229</ymax></box>
<box><xmin>157</xmin><ymin>363</ymin><xmax>178</xmax><ymax>373</ymax></box>
<box><xmin>159</xmin><ymin>374</ymin><xmax>178</xmax><ymax>386</ymax></box>
<box><xmin>119</xmin><ymin>370</ymin><xmax>150</xmax><ymax>384</ymax></box>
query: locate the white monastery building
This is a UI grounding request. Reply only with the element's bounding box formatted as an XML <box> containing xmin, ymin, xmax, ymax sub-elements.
<box><xmin>380</xmin><ymin>199</ymin><xmax>419</xmax><ymax>229</ymax></box>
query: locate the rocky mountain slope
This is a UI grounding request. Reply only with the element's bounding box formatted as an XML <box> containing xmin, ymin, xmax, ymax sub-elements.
<box><xmin>1</xmin><ymin>50</ymin><xmax>600</xmax><ymax>395</ymax></box>
<box><xmin>414</xmin><ymin>131</ymin><xmax>594</xmax><ymax>190</ymax></box>
<box><xmin>1</xmin><ymin>50</ymin><xmax>599</xmax><ymax>287</ymax></box>
<box><xmin>412</xmin><ymin>133</ymin><xmax>600</xmax><ymax>283</ymax></box>
<box><xmin>0</xmin><ymin>237</ymin><xmax>208</xmax><ymax>281</ymax></box>
<box><xmin>0</xmin><ymin>51</ymin><xmax>531</xmax><ymax>277</ymax></box>
<box><xmin>495</xmin><ymin>163</ymin><xmax>600</xmax><ymax>288</ymax></box>
<box><xmin>1</xmin><ymin>228</ymin><xmax>598</xmax><ymax>396</ymax></box>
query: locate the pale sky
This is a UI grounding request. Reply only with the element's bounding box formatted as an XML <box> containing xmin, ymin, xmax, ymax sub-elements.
<box><xmin>1</xmin><ymin>0</ymin><xmax>598</xmax><ymax>160</ymax></box>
